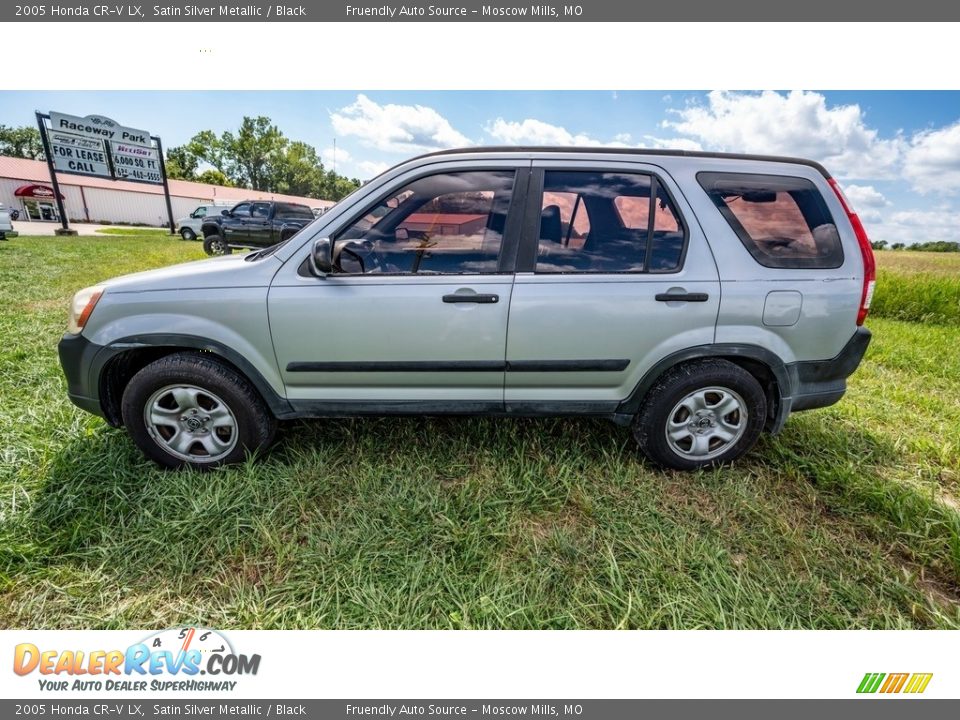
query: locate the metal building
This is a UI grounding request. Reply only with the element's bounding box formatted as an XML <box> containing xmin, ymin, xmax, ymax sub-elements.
<box><xmin>0</xmin><ymin>155</ymin><xmax>333</xmax><ymax>226</ymax></box>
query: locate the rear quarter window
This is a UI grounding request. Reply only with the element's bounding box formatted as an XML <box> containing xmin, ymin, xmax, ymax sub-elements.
<box><xmin>697</xmin><ymin>172</ymin><xmax>843</xmax><ymax>269</ymax></box>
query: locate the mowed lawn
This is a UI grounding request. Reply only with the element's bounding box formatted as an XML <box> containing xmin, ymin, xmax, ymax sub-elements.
<box><xmin>1</xmin><ymin>236</ymin><xmax>959</xmax><ymax>629</ymax></box>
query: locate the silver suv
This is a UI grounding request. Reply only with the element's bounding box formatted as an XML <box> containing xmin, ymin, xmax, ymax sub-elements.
<box><xmin>58</xmin><ymin>148</ymin><xmax>875</xmax><ymax>471</ymax></box>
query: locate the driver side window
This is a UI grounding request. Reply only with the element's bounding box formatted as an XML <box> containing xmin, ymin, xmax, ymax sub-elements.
<box><xmin>334</xmin><ymin>170</ymin><xmax>515</xmax><ymax>275</ymax></box>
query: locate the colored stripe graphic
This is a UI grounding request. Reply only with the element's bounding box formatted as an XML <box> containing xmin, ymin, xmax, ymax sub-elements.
<box><xmin>904</xmin><ymin>674</ymin><xmax>933</xmax><ymax>694</ymax></box>
<box><xmin>857</xmin><ymin>672</ymin><xmax>932</xmax><ymax>694</ymax></box>
<box><xmin>880</xmin><ymin>673</ymin><xmax>909</xmax><ymax>693</ymax></box>
<box><xmin>857</xmin><ymin>673</ymin><xmax>885</xmax><ymax>693</ymax></box>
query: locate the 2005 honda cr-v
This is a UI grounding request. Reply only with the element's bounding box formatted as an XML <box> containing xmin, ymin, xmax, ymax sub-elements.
<box><xmin>58</xmin><ymin>148</ymin><xmax>875</xmax><ymax>470</ymax></box>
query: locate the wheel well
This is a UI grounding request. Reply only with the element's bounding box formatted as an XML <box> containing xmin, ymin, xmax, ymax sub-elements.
<box><xmin>719</xmin><ymin>356</ymin><xmax>781</xmax><ymax>429</ymax></box>
<box><xmin>98</xmin><ymin>347</ymin><xmax>261</xmax><ymax>427</ymax></box>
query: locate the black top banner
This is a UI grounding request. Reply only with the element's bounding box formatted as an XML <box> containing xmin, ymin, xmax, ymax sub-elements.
<box><xmin>4</xmin><ymin>0</ymin><xmax>958</xmax><ymax>22</ymax></box>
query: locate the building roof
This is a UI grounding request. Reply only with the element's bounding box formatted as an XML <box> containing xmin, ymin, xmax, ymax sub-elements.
<box><xmin>0</xmin><ymin>155</ymin><xmax>334</xmax><ymax>208</ymax></box>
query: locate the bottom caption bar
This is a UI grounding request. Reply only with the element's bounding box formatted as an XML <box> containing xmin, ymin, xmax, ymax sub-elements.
<box><xmin>3</xmin><ymin>701</ymin><xmax>959</xmax><ymax>719</ymax></box>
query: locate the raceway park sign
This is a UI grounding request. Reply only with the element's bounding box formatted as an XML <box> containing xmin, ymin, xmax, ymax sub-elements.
<box><xmin>45</xmin><ymin>112</ymin><xmax>162</xmax><ymax>185</ymax></box>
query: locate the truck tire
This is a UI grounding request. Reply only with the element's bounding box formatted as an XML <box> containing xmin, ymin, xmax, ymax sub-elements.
<box><xmin>633</xmin><ymin>359</ymin><xmax>766</xmax><ymax>471</ymax></box>
<box><xmin>121</xmin><ymin>352</ymin><xmax>276</xmax><ymax>470</ymax></box>
<box><xmin>203</xmin><ymin>234</ymin><xmax>231</xmax><ymax>256</ymax></box>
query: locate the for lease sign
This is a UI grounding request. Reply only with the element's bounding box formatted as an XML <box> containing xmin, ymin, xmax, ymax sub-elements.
<box><xmin>49</xmin><ymin>131</ymin><xmax>111</xmax><ymax>178</ymax></box>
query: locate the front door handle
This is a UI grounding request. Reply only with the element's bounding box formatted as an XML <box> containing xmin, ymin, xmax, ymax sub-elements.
<box><xmin>655</xmin><ymin>292</ymin><xmax>710</xmax><ymax>303</ymax></box>
<box><xmin>442</xmin><ymin>292</ymin><xmax>499</xmax><ymax>304</ymax></box>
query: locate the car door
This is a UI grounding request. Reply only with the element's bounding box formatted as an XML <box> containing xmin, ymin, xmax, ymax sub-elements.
<box><xmin>268</xmin><ymin>163</ymin><xmax>528</xmax><ymax>410</ymax></box>
<box><xmin>504</xmin><ymin>160</ymin><xmax>720</xmax><ymax>411</ymax></box>
<box><xmin>246</xmin><ymin>202</ymin><xmax>273</xmax><ymax>245</ymax></box>
<box><xmin>221</xmin><ymin>202</ymin><xmax>252</xmax><ymax>243</ymax></box>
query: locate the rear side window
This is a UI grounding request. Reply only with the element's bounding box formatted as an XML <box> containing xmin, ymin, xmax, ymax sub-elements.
<box><xmin>276</xmin><ymin>203</ymin><xmax>315</xmax><ymax>219</ymax></box>
<box><xmin>697</xmin><ymin>172</ymin><xmax>843</xmax><ymax>269</ymax></box>
<box><xmin>536</xmin><ymin>171</ymin><xmax>686</xmax><ymax>273</ymax></box>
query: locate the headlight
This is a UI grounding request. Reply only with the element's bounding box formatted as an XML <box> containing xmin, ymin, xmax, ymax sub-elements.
<box><xmin>67</xmin><ymin>286</ymin><xmax>105</xmax><ymax>335</ymax></box>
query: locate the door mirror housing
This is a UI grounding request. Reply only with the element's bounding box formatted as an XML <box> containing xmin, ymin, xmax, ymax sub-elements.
<box><xmin>308</xmin><ymin>237</ymin><xmax>333</xmax><ymax>276</ymax></box>
<box><xmin>221</xmin><ymin>209</ymin><xmax>232</xmax><ymax>216</ymax></box>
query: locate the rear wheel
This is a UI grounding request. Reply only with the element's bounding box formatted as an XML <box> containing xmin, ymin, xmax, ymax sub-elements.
<box><xmin>203</xmin><ymin>234</ymin><xmax>231</xmax><ymax>255</ymax></box>
<box><xmin>121</xmin><ymin>352</ymin><xmax>276</xmax><ymax>469</ymax></box>
<box><xmin>633</xmin><ymin>359</ymin><xmax>766</xmax><ymax>470</ymax></box>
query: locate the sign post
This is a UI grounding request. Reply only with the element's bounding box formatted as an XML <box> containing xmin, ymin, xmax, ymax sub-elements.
<box><xmin>35</xmin><ymin>110</ymin><xmax>74</xmax><ymax>235</ymax></box>
<box><xmin>36</xmin><ymin>110</ymin><xmax>175</xmax><ymax>236</ymax></box>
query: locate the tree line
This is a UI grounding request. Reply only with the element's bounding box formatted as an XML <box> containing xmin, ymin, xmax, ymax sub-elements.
<box><xmin>0</xmin><ymin>117</ymin><xmax>361</xmax><ymax>202</ymax></box>
<box><xmin>871</xmin><ymin>240</ymin><xmax>959</xmax><ymax>252</ymax></box>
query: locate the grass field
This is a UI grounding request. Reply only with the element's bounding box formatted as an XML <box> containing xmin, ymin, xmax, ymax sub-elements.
<box><xmin>1</xmin><ymin>236</ymin><xmax>959</xmax><ymax>629</ymax></box>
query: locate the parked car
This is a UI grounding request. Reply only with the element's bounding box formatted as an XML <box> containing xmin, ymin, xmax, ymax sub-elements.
<box><xmin>58</xmin><ymin>147</ymin><xmax>875</xmax><ymax>470</ymax></box>
<box><xmin>175</xmin><ymin>202</ymin><xmax>233</xmax><ymax>241</ymax></box>
<box><xmin>0</xmin><ymin>204</ymin><xmax>18</xmax><ymax>240</ymax></box>
<box><xmin>201</xmin><ymin>200</ymin><xmax>315</xmax><ymax>255</ymax></box>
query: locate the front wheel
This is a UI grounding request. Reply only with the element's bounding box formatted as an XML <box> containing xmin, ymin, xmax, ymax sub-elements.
<box><xmin>121</xmin><ymin>352</ymin><xmax>276</xmax><ymax>469</ymax></box>
<box><xmin>203</xmin><ymin>234</ymin><xmax>231</xmax><ymax>255</ymax></box>
<box><xmin>633</xmin><ymin>359</ymin><xmax>766</xmax><ymax>471</ymax></box>
<box><xmin>180</xmin><ymin>227</ymin><xmax>197</xmax><ymax>241</ymax></box>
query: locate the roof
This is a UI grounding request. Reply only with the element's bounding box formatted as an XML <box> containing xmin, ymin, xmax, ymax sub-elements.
<box><xmin>0</xmin><ymin>155</ymin><xmax>334</xmax><ymax>207</ymax></box>
<box><xmin>409</xmin><ymin>146</ymin><xmax>832</xmax><ymax>178</ymax></box>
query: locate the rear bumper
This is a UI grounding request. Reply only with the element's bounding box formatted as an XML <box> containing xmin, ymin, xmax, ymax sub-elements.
<box><xmin>774</xmin><ymin>327</ymin><xmax>872</xmax><ymax>429</ymax></box>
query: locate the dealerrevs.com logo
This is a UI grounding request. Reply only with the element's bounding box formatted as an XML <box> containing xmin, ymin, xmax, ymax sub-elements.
<box><xmin>13</xmin><ymin>628</ymin><xmax>261</xmax><ymax>692</ymax></box>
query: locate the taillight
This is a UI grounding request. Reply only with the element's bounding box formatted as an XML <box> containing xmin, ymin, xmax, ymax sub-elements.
<box><xmin>829</xmin><ymin>178</ymin><xmax>875</xmax><ymax>326</ymax></box>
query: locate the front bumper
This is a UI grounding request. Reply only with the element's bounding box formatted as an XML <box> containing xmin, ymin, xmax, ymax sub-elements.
<box><xmin>58</xmin><ymin>332</ymin><xmax>107</xmax><ymax>418</ymax></box>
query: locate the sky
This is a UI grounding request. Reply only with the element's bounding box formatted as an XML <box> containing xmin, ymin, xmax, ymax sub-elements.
<box><xmin>2</xmin><ymin>90</ymin><xmax>959</xmax><ymax>244</ymax></box>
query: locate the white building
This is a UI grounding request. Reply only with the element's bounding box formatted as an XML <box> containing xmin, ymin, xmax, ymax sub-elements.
<box><xmin>0</xmin><ymin>155</ymin><xmax>333</xmax><ymax>226</ymax></box>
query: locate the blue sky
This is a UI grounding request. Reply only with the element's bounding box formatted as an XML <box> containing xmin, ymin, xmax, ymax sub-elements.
<box><xmin>2</xmin><ymin>90</ymin><xmax>959</xmax><ymax>243</ymax></box>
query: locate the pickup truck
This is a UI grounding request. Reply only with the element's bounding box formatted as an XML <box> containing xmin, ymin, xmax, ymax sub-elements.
<box><xmin>201</xmin><ymin>200</ymin><xmax>315</xmax><ymax>255</ymax></box>
<box><xmin>0</xmin><ymin>204</ymin><xmax>18</xmax><ymax>240</ymax></box>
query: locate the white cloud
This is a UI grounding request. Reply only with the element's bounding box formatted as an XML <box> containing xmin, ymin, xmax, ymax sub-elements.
<box><xmin>357</xmin><ymin>160</ymin><xmax>390</xmax><ymax>177</ymax></box>
<box><xmin>866</xmin><ymin>207</ymin><xmax>960</xmax><ymax>244</ymax></box>
<box><xmin>486</xmin><ymin>117</ymin><xmax>607</xmax><ymax>146</ymax></box>
<box><xmin>903</xmin><ymin>121</ymin><xmax>960</xmax><ymax>194</ymax></box>
<box><xmin>331</xmin><ymin>94</ymin><xmax>470</xmax><ymax>154</ymax></box>
<box><xmin>321</xmin><ymin>146</ymin><xmax>351</xmax><ymax>168</ymax></box>
<box><xmin>485</xmin><ymin>118</ymin><xmax>701</xmax><ymax>151</ymax></box>
<box><xmin>663</xmin><ymin>90</ymin><xmax>903</xmax><ymax>180</ymax></box>
<box><xmin>842</xmin><ymin>184</ymin><xmax>889</xmax><ymax>208</ymax></box>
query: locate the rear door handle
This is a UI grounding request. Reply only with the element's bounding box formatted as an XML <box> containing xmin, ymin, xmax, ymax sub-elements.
<box><xmin>442</xmin><ymin>293</ymin><xmax>499</xmax><ymax>304</ymax></box>
<box><xmin>655</xmin><ymin>292</ymin><xmax>710</xmax><ymax>303</ymax></box>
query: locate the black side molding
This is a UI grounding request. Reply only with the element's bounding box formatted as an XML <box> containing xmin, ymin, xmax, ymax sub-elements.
<box><xmin>286</xmin><ymin>359</ymin><xmax>630</xmax><ymax>373</ymax></box>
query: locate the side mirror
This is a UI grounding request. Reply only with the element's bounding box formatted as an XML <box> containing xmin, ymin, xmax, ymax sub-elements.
<box><xmin>308</xmin><ymin>237</ymin><xmax>333</xmax><ymax>277</ymax></box>
<box><xmin>221</xmin><ymin>209</ymin><xmax>231</xmax><ymax>216</ymax></box>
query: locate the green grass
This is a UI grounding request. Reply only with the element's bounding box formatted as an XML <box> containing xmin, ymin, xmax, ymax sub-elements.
<box><xmin>1</xmin><ymin>234</ymin><xmax>959</xmax><ymax>629</ymax></box>
<box><xmin>94</xmin><ymin>227</ymin><xmax>175</xmax><ymax>237</ymax></box>
<box><xmin>872</xmin><ymin>251</ymin><xmax>960</xmax><ymax>325</ymax></box>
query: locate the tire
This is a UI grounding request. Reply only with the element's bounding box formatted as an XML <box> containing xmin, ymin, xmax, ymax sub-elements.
<box><xmin>203</xmin><ymin>234</ymin><xmax>231</xmax><ymax>256</ymax></box>
<box><xmin>121</xmin><ymin>352</ymin><xmax>276</xmax><ymax>470</ymax></box>
<box><xmin>632</xmin><ymin>359</ymin><xmax>766</xmax><ymax>471</ymax></box>
<box><xmin>180</xmin><ymin>227</ymin><xmax>197</xmax><ymax>241</ymax></box>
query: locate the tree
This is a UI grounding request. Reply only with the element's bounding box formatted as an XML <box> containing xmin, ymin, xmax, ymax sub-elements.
<box><xmin>169</xmin><ymin>116</ymin><xmax>359</xmax><ymax>200</ymax></box>
<box><xmin>196</xmin><ymin>169</ymin><xmax>233</xmax><ymax>187</ymax></box>
<box><xmin>225</xmin><ymin>116</ymin><xmax>288</xmax><ymax>191</ymax></box>
<box><xmin>890</xmin><ymin>243</ymin><xmax>905</xmax><ymax>250</ymax></box>
<box><xmin>273</xmin><ymin>141</ymin><xmax>325</xmax><ymax>197</ymax></box>
<box><xmin>870</xmin><ymin>240</ymin><xmax>888</xmax><ymax>250</ymax></box>
<box><xmin>164</xmin><ymin>145</ymin><xmax>199</xmax><ymax>180</ymax></box>
<box><xmin>0</xmin><ymin>125</ymin><xmax>44</xmax><ymax>160</ymax></box>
